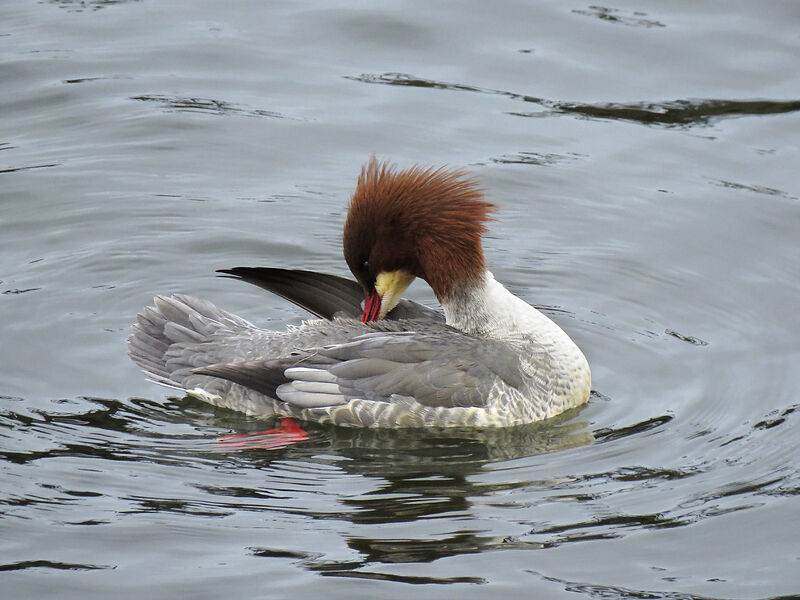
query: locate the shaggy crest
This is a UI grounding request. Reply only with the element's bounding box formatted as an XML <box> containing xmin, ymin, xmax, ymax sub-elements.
<box><xmin>343</xmin><ymin>158</ymin><xmax>495</xmax><ymax>300</ymax></box>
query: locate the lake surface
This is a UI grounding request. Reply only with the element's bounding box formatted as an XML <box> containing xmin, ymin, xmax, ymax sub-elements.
<box><xmin>2</xmin><ymin>1</ymin><xmax>799</xmax><ymax>598</ymax></box>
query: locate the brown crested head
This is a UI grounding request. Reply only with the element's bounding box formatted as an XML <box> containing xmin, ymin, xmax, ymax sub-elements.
<box><xmin>343</xmin><ymin>157</ymin><xmax>495</xmax><ymax>302</ymax></box>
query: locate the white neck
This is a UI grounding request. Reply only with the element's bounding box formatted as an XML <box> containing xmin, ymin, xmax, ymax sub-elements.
<box><xmin>442</xmin><ymin>271</ymin><xmax>569</xmax><ymax>343</ymax></box>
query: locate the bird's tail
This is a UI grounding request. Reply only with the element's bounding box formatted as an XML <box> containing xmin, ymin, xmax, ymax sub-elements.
<box><xmin>128</xmin><ymin>294</ymin><xmax>256</xmax><ymax>395</ymax></box>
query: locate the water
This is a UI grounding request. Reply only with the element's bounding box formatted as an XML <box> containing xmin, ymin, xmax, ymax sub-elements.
<box><xmin>2</xmin><ymin>1</ymin><xmax>799</xmax><ymax>598</ymax></box>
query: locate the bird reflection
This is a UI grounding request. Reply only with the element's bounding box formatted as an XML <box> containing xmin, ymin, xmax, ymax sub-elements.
<box><xmin>318</xmin><ymin>411</ymin><xmax>592</xmax><ymax>524</ymax></box>
<box><xmin>213</xmin><ymin>404</ymin><xmax>594</xmax><ymax>575</ymax></box>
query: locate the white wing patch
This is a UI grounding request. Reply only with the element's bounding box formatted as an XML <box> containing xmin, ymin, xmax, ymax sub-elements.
<box><xmin>284</xmin><ymin>367</ymin><xmax>337</xmax><ymax>382</ymax></box>
<box><xmin>277</xmin><ymin>366</ymin><xmax>348</xmax><ymax>408</ymax></box>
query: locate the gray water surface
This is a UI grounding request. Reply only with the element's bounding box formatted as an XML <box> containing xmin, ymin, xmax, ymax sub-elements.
<box><xmin>2</xmin><ymin>1</ymin><xmax>799</xmax><ymax>598</ymax></box>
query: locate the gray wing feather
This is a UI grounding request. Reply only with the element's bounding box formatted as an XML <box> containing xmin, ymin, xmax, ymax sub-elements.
<box><xmin>130</xmin><ymin>294</ymin><xmax>257</xmax><ymax>387</ymax></box>
<box><xmin>187</xmin><ymin>329</ymin><xmax>523</xmax><ymax>410</ymax></box>
<box><xmin>142</xmin><ymin>305</ymin><xmax>529</xmax><ymax>412</ymax></box>
<box><xmin>274</xmin><ymin>330</ymin><xmax>524</xmax><ymax>409</ymax></box>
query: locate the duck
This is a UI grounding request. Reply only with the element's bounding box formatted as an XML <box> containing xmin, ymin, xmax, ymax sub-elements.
<box><xmin>128</xmin><ymin>158</ymin><xmax>591</xmax><ymax>428</ymax></box>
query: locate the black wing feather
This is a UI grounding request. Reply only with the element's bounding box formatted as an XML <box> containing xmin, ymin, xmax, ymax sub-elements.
<box><xmin>193</xmin><ymin>358</ymin><xmax>294</xmax><ymax>398</ymax></box>
<box><xmin>218</xmin><ymin>267</ymin><xmax>444</xmax><ymax>322</ymax></box>
<box><xmin>218</xmin><ymin>267</ymin><xmax>363</xmax><ymax>320</ymax></box>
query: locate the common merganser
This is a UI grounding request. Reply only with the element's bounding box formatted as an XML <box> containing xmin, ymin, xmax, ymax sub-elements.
<box><xmin>128</xmin><ymin>159</ymin><xmax>591</xmax><ymax>428</ymax></box>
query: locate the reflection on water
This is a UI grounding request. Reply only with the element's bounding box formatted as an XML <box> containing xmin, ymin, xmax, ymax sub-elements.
<box><xmin>316</xmin><ymin>409</ymin><xmax>592</xmax><ymax>471</ymax></box>
<box><xmin>540</xmin><ymin>98</ymin><xmax>800</xmax><ymax>127</ymax></box>
<box><xmin>1</xmin><ymin>394</ymin><xmax>592</xmax><ymax>574</ymax></box>
<box><xmin>348</xmin><ymin>72</ymin><xmax>800</xmax><ymax>128</ymax></box>
<box><xmin>131</xmin><ymin>95</ymin><xmax>296</xmax><ymax>120</ymax></box>
<box><xmin>3</xmin><ymin>362</ymin><xmax>799</xmax><ymax>591</ymax></box>
<box><xmin>490</xmin><ymin>151</ymin><xmax>584</xmax><ymax>167</ymax></box>
<box><xmin>5</xmin><ymin>381</ymin><xmax>796</xmax><ymax>582</ymax></box>
<box><xmin>0</xmin><ymin>560</ymin><xmax>114</xmax><ymax>573</ymax></box>
<box><xmin>5</xmin><ymin>391</ymin><xmax>724</xmax><ymax>583</ymax></box>
<box><xmin>2</xmin><ymin>392</ymin><xmax>592</xmax><ymax>473</ymax></box>
<box><xmin>714</xmin><ymin>179</ymin><xmax>797</xmax><ymax>200</ymax></box>
<box><xmin>8</xmin><ymin>389</ymin><xmax>783</xmax><ymax>588</ymax></box>
<box><xmin>200</xmin><ymin>401</ymin><xmax>594</xmax><ymax>521</ymax></box>
<box><xmin>48</xmin><ymin>0</ymin><xmax>141</xmax><ymax>12</ymax></box>
<box><xmin>571</xmin><ymin>6</ymin><xmax>665</xmax><ymax>28</ymax></box>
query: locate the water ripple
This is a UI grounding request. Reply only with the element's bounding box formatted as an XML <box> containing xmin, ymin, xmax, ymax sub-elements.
<box><xmin>572</xmin><ymin>5</ymin><xmax>666</xmax><ymax>28</ymax></box>
<box><xmin>130</xmin><ymin>95</ymin><xmax>298</xmax><ymax>120</ymax></box>
<box><xmin>347</xmin><ymin>72</ymin><xmax>800</xmax><ymax>128</ymax></box>
<box><xmin>0</xmin><ymin>560</ymin><xmax>114</xmax><ymax>572</ymax></box>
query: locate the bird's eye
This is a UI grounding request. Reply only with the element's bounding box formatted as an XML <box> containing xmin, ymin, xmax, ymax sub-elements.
<box><xmin>361</xmin><ymin>260</ymin><xmax>370</xmax><ymax>272</ymax></box>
